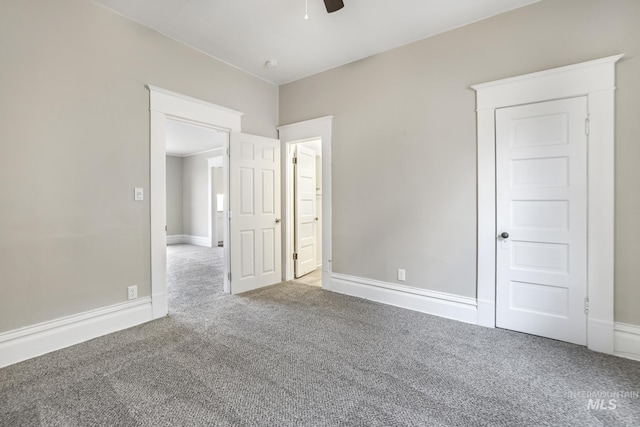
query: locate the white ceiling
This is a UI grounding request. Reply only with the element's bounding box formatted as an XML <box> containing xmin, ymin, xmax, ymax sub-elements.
<box><xmin>93</xmin><ymin>0</ymin><xmax>539</xmax><ymax>85</ymax></box>
<box><xmin>165</xmin><ymin>120</ymin><xmax>226</xmax><ymax>157</ymax></box>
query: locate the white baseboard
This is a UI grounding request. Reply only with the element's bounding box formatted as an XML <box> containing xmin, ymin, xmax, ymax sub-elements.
<box><xmin>330</xmin><ymin>273</ymin><xmax>477</xmax><ymax>325</ymax></box>
<box><xmin>166</xmin><ymin>235</ymin><xmax>184</xmax><ymax>245</ymax></box>
<box><xmin>615</xmin><ymin>322</ymin><xmax>640</xmax><ymax>361</ymax></box>
<box><xmin>184</xmin><ymin>235</ymin><xmax>211</xmax><ymax>247</ymax></box>
<box><xmin>166</xmin><ymin>235</ymin><xmax>211</xmax><ymax>247</ymax></box>
<box><xmin>0</xmin><ymin>297</ymin><xmax>153</xmax><ymax>368</ymax></box>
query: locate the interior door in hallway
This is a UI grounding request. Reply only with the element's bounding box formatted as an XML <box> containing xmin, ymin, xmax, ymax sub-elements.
<box><xmin>229</xmin><ymin>132</ymin><xmax>281</xmax><ymax>294</ymax></box>
<box><xmin>496</xmin><ymin>97</ymin><xmax>588</xmax><ymax>345</ymax></box>
<box><xmin>294</xmin><ymin>144</ymin><xmax>317</xmax><ymax>278</ymax></box>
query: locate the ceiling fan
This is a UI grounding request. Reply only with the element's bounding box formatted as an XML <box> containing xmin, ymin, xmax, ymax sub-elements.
<box><xmin>324</xmin><ymin>0</ymin><xmax>344</xmax><ymax>13</ymax></box>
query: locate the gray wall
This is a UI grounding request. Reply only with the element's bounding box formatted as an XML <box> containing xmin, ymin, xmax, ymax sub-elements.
<box><xmin>182</xmin><ymin>152</ymin><xmax>215</xmax><ymax>239</ymax></box>
<box><xmin>166</xmin><ymin>156</ymin><xmax>183</xmax><ymax>236</ymax></box>
<box><xmin>279</xmin><ymin>0</ymin><xmax>640</xmax><ymax>325</ymax></box>
<box><xmin>167</xmin><ymin>154</ymin><xmax>224</xmax><ymax>240</ymax></box>
<box><xmin>0</xmin><ymin>0</ymin><xmax>278</xmax><ymax>332</ymax></box>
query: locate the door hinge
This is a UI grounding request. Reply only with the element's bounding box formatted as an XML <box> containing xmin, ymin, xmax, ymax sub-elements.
<box><xmin>585</xmin><ymin>115</ymin><xmax>590</xmax><ymax>136</ymax></box>
<box><xmin>226</xmin><ymin>147</ymin><xmax>230</xmax><ymax>157</ymax></box>
<box><xmin>292</xmin><ymin>157</ymin><xmax>298</xmax><ymax>165</ymax></box>
<box><xmin>584</xmin><ymin>297</ymin><xmax>589</xmax><ymax>315</ymax></box>
<box><xmin>293</xmin><ymin>253</ymin><xmax>298</xmax><ymax>260</ymax></box>
<box><xmin>228</xmin><ymin>272</ymin><xmax>232</xmax><ymax>282</ymax></box>
<box><xmin>228</xmin><ymin>210</ymin><xmax>232</xmax><ymax>219</ymax></box>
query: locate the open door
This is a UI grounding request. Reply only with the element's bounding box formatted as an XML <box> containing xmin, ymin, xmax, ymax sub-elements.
<box><xmin>294</xmin><ymin>145</ymin><xmax>317</xmax><ymax>278</ymax></box>
<box><xmin>229</xmin><ymin>132</ymin><xmax>281</xmax><ymax>294</ymax></box>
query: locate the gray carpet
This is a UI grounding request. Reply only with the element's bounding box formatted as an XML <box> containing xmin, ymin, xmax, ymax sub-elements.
<box><xmin>1</xmin><ymin>244</ymin><xmax>639</xmax><ymax>426</ymax></box>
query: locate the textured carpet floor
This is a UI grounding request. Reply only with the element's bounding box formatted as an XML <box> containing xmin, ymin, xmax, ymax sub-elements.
<box><xmin>1</xmin><ymin>244</ymin><xmax>639</xmax><ymax>426</ymax></box>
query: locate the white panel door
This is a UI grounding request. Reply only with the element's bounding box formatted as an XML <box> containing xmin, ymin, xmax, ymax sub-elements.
<box><xmin>229</xmin><ymin>132</ymin><xmax>281</xmax><ymax>294</ymax></box>
<box><xmin>496</xmin><ymin>97</ymin><xmax>587</xmax><ymax>345</ymax></box>
<box><xmin>294</xmin><ymin>145</ymin><xmax>317</xmax><ymax>278</ymax></box>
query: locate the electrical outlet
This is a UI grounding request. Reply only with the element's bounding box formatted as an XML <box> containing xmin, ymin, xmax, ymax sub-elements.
<box><xmin>398</xmin><ymin>269</ymin><xmax>406</xmax><ymax>281</ymax></box>
<box><xmin>127</xmin><ymin>285</ymin><xmax>138</xmax><ymax>300</ymax></box>
<box><xmin>134</xmin><ymin>187</ymin><xmax>144</xmax><ymax>201</ymax></box>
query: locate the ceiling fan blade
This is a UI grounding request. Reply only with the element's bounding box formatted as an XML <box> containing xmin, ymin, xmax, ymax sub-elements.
<box><xmin>324</xmin><ymin>0</ymin><xmax>344</xmax><ymax>13</ymax></box>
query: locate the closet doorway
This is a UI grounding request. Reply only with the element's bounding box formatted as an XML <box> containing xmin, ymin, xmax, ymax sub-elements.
<box><xmin>278</xmin><ymin>116</ymin><xmax>333</xmax><ymax>290</ymax></box>
<box><xmin>285</xmin><ymin>139</ymin><xmax>323</xmax><ymax>286</ymax></box>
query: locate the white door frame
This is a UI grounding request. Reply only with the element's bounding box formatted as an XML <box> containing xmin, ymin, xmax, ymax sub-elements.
<box><xmin>471</xmin><ymin>54</ymin><xmax>623</xmax><ymax>354</ymax></box>
<box><xmin>148</xmin><ymin>85</ymin><xmax>243</xmax><ymax>319</ymax></box>
<box><xmin>278</xmin><ymin>117</ymin><xmax>333</xmax><ymax>289</ymax></box>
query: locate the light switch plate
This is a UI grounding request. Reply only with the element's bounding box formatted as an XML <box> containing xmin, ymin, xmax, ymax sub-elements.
<box><xmin>134</xmin><ymin>188</ymin><xmax>144</xmax><ymax>201</ymax></box>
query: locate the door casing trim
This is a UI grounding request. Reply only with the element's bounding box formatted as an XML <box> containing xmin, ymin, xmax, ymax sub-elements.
<box><xmin>471</xmin><ymin>54</ymin><xmax>624</xmax><ymax>354</ymax></box>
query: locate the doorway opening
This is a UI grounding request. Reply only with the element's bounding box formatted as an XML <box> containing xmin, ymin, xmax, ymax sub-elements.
<box><xmin>164</xmin><ymin>118</ymin><xmax>229</xmax><ymax>312</ymax></box>
<box><xmin>289</xmin><ymin>139</ymin><xmax>323</xmax><ymax>287</ymax></box>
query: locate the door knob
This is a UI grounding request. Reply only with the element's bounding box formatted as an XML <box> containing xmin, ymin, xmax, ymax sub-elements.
<box><xmin>500</xmin><ymin>232</ymin><xmax>509</xmax><ymax>239</ymax></box>
<box><xmin>275</xmin><ymin>218</ymin><xmax>281</xmax><ymax>224</ymax></box>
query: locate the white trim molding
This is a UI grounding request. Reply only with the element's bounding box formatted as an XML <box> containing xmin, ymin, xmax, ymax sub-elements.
<box><xmin>0</xmin><ymin>298</ymin><xmax>152</xmax><ymax>368</ymax></box>
<box><xmin>278</xmin><ymin>116</ymin><xmax>333</xmax><ymax>290</ymax></box>
<box><xmin>167</xmin><ymin>235</ymin><xmax>184</xmax><ymax>245</ymax></box>
<box><xmin>166</xmin><ymin>235</ymin><xmax>211</xmax><ymax>247</ymax></box>
<box><xmin>148</xmin><ymin>85</ymin><xmax>242</xmax><ymax>319</ymax></box>
<box><xmin>183</xmin><ymin>235</ymin><xmax>210</xmax><ymax>246</ymax></box>
<box><xmin>148</xmin><ymin>86</ymin><xmax>243</xmax><ymax>130</ymax></box>
<box><xmin>331</xmin><ymin>273</ymin><xmax>478</xmax><ymax>325</ymax></box>
<box><xmin>615</xmin><ymin>323</ymin><xmax>640</xmax><ymax>362</ymax></box>
<box><xmin>471</xmin><ymin>54</ymin><xmax>623</xmax><ymax>355</ymax></box>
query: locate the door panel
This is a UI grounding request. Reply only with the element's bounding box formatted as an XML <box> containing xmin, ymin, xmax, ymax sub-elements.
<box><xmin>230</xmin><ymin>132</ymin><xmax>281</xmax><ymax>294</ymax></box>
<box><xmin>510</xmin><ymin>200</ymin><xmax>569</xmax><ymax>230</ymax></box>
<box><xmin>510</xmin><ymin>157</ymin><xmax>569</xmax><ymax>188</ymax></box>
<box><xmin>496</xmin><ymin>97</ymin><xmax>587</xmax><ymax>345</ymax></box>
<box><xmin>294</xmin><ymin>145</ymin><xmax>317</xmax><ymax>278</ymax></box>
<box><xmin>262</xmin><ymin>228</ymin><xmax>275</xmax><ymax>273</ymax></box>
